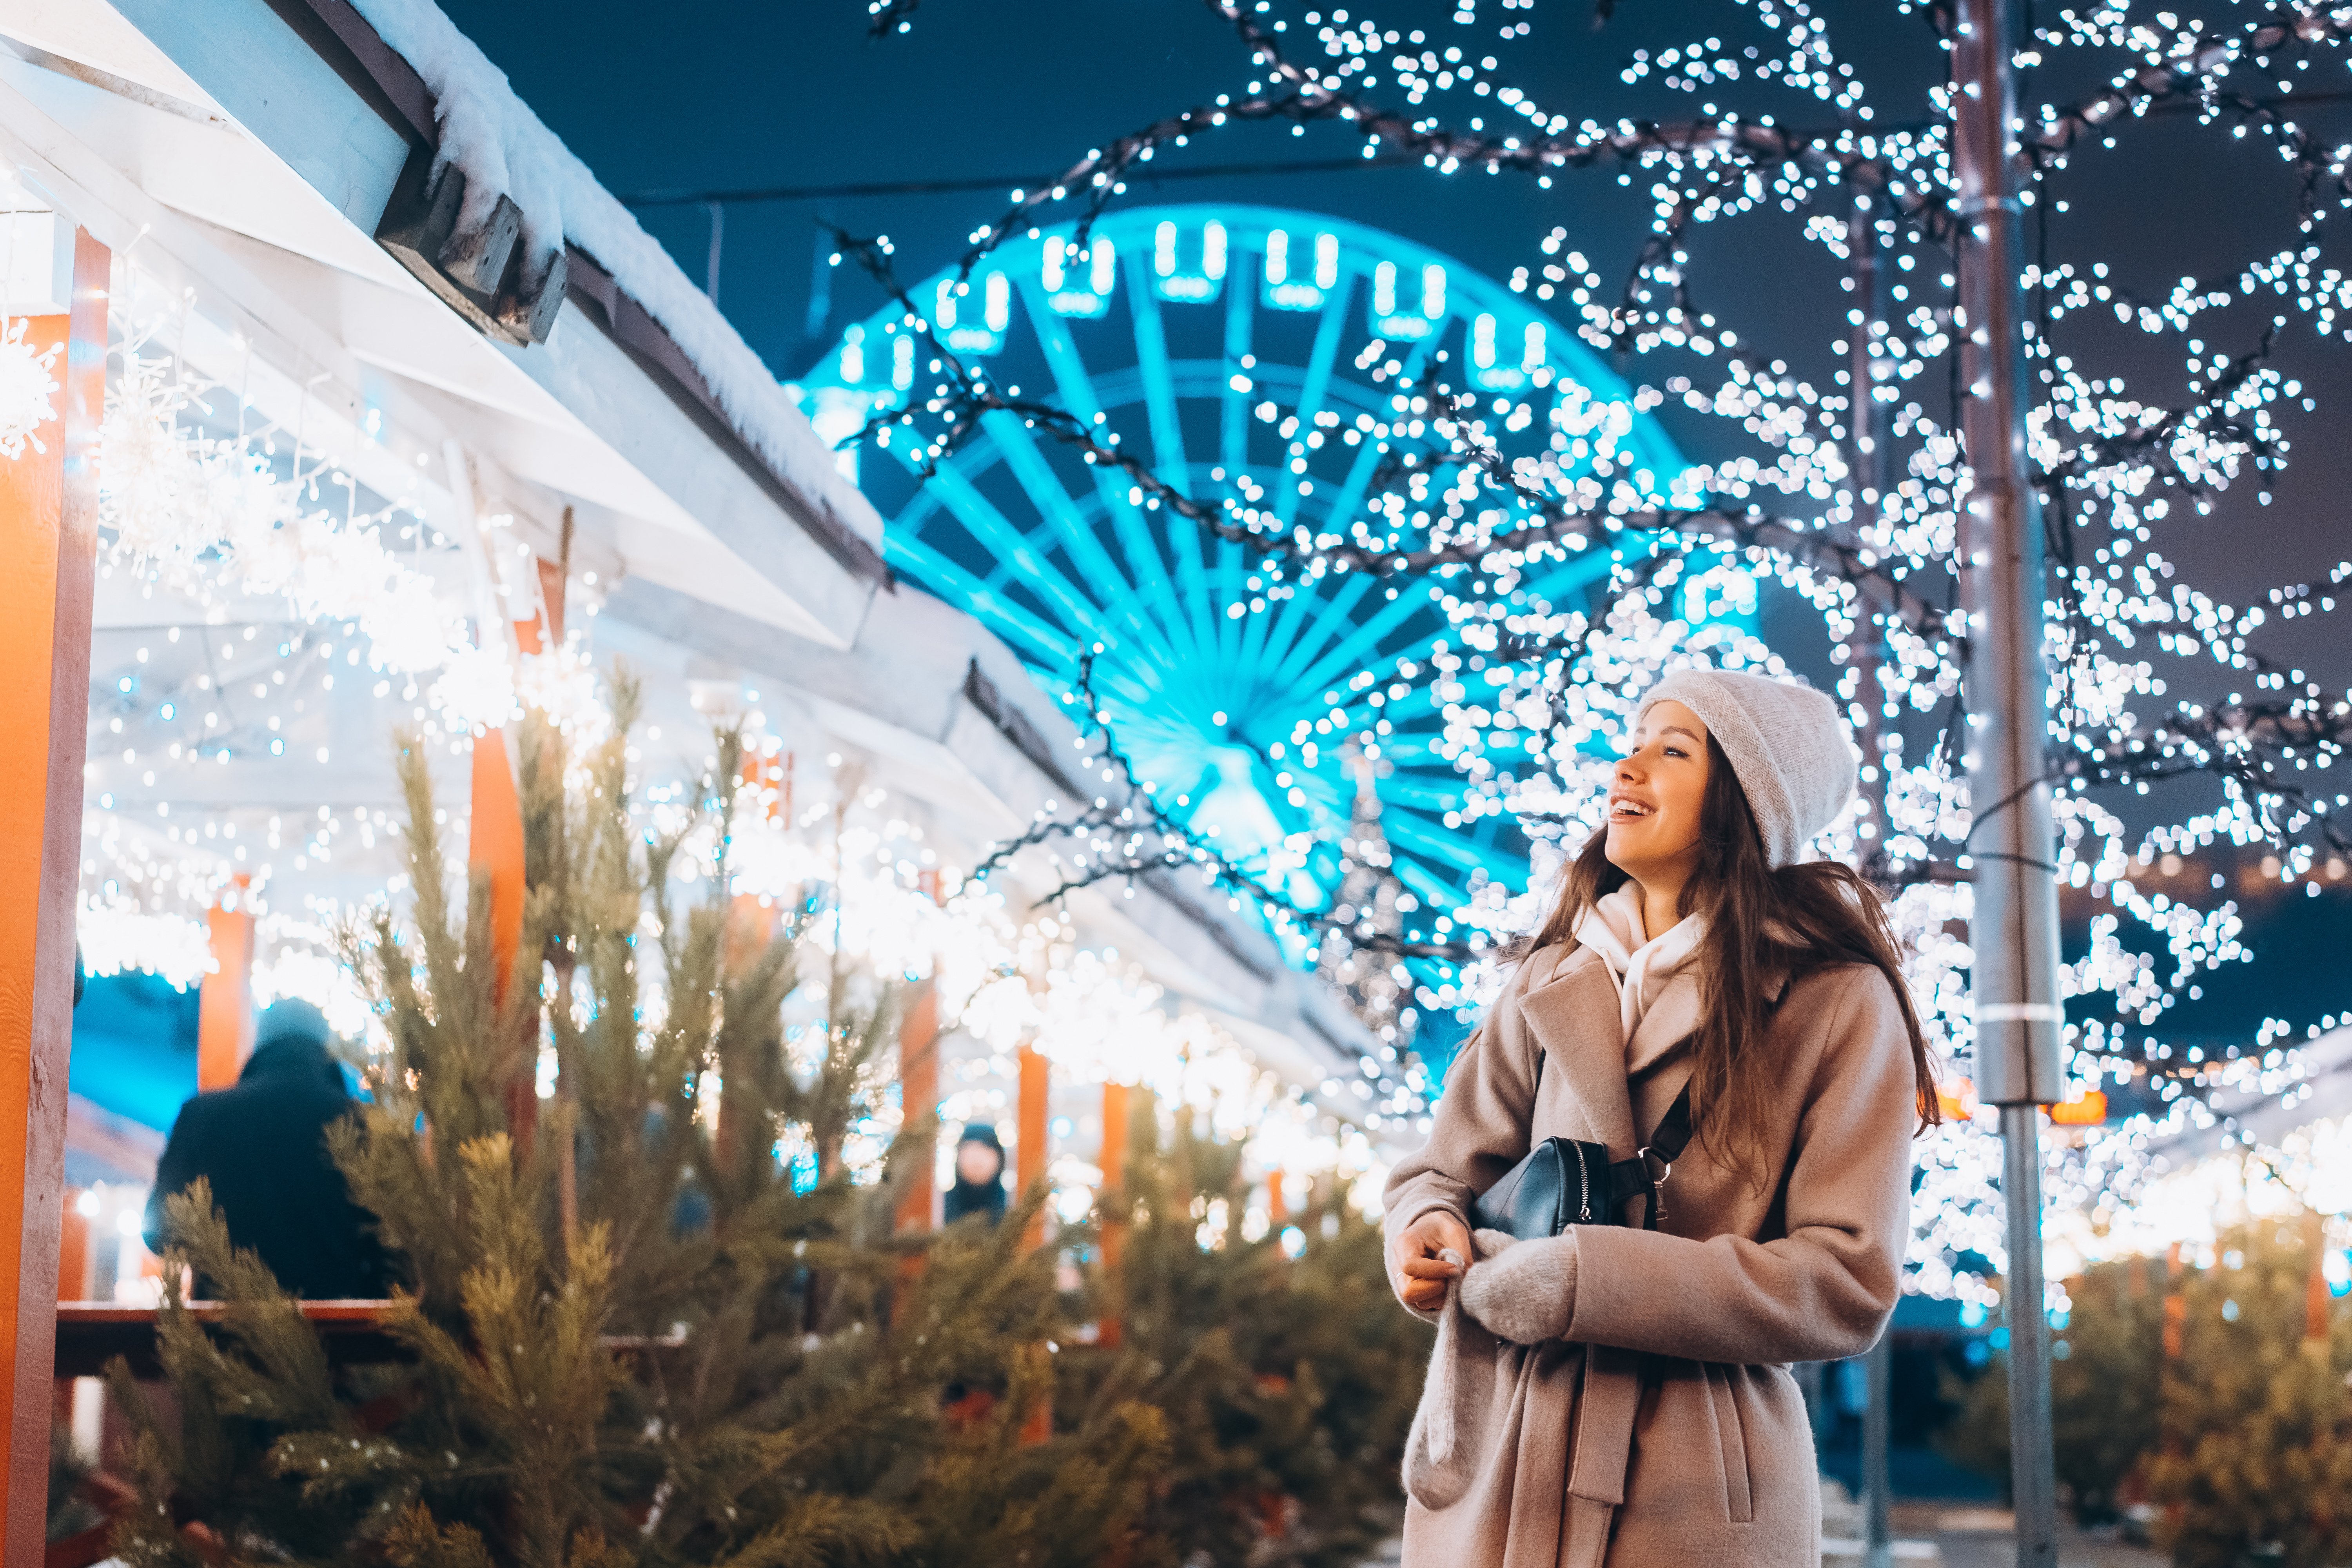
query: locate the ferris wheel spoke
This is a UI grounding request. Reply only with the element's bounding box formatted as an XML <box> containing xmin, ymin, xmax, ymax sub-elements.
<box><xmin>1375</xmin><ymin>686</ymin><xmax>1447</xmax><ymax>727</ymax></box>
<box><xmin>916</xmin><ymin>456</ymin><xmax>1125</xmax><ymax>649</ymax></box>
<box><xmin>1219</xmin><ymin>264</ymin><xmax>1253</xmax><ymax>476</ymax></box>
<box><xmin>1120</xmin><ymin>276</ymin><xmax>1232</xmax><ymax>668</ymax></box>
<box><xmin>1018</xmin><ymin>290</ymin><xmax>1212</xmax><ymax>668</ymax></box>
<box><xmin>1375</xmin><ymin>769</ymin><xmax>1465</xmax><ymax>806</ymax></box>
<box><xmin>1367</xmin><ymin>742</ymin><xmax>1450</xmax><ymax>778</ymax></box>
<box><xmin>1262</xmin><ymin>573</ymin><xmax>1379</xmax><ymax>692</ymax></box>
<box><xmin>1394</xmin><ymin>860</ymin><xmax>1467</xmax><ymax>911</ymax></box>
<box><xmin>975</xmin><ymin>407</ymin><xmax>1175</xmax><ymax>659</ymax></box>
<box><xmin>1095</xmin><ymin>645</ymin><xmax>1192</xmax><ymax>713</ymax></box>
<box><xmin>1249</xmin><ymin>526</ymin><xmax>1360</xmax><ymax>677</ymax></box>
<box><xmin>1123</xmin><ymin>268</ymin><xmax>1191</xmax><ymax>490</ymax></box>
<box><xmin>1231</xmin><ymin>565</ymin><xmax>1288</xmax><ymax>677</ymax></box>
<box><xmin>1278</xmin><ymin>580</ymin><xmax>1430</xmax><ymax>699</ymax></box>
<box><xmin>1385</xmin><ymin>812</ymin><xmax>1525</xmax><ymax>883</ymax></box>
<box><xmin>1270</xmin><ymin>279</ymin><xmax>1357</xmax><ymax>535</ymax></box>
<box><xmin>1207</xmin><ymin>263</ymin><xmax>1270</xmax><ymax>673</ymax></box>
<box><xmin>1310</xmin><ymin>420</ymin><xmax>1392</xmax><ymax>553</ymax></box>
<box><xmin>1110</xmin><ymin>272</ymin><xmax>1223</xmax><ymax>672</ymax></box>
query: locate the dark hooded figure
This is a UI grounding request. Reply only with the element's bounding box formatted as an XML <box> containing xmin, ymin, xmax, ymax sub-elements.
<box><xmin>942</xmin><ymin>1122</ymin><xmax>1008</xmax><ymax>1226</ymax></box>
<box><xmin>145</xmin><ymin>999</ymin><xmax>390</xmax><ymax>1299</ymax></box>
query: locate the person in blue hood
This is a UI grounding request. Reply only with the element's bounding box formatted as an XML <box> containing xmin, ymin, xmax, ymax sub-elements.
<box><xmin>143</xmin><ymin>999</ymin><xmax>390</xmax><ymax>1299</ymax></box>
<box><xmin>942</xmin><ymin>1122</ymin><xmax>1009</xmax><ymax>1226</ymax></box>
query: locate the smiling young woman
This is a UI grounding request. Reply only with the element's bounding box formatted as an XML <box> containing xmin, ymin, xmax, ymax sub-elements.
<box><xmin>1381</xmin><ymin>668</ymin><xmax>1939</xmax><ymax>1568</ymax></box>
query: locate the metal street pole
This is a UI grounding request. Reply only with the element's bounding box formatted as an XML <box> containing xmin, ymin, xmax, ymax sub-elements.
<box><xmin>1847</xmin><ymin>197</ymin><xmax>1893</xmax><ymax>866</ymax></box>
<box><xmin>1846</xmin><ymin>193</ymin><xmax>1898</xmax><ymax>1568</ymax></box>
<box><xmin>1864</xmin><ymin>1335</ymin><xmax>1894</xmax><ymax>1568</ymax></box>
<box><xmin>1951</xmin><ymin>0</ymin><xmax>2066</xmax><ymax>1563</ymax></box>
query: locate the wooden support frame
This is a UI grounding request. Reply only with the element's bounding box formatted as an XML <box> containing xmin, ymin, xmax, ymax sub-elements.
<box><xmin>1096</xmin><ymin>1082</ymin><xmax>1128</xmax><ymax>1349</ymax></box>
<box><xmin>470</xmin><ymin>725</ymin><xmax>530</xmax><ymax>1145</ymax></box>
<box><xmin>1016</xmin><ymin>1045</ymin><xmax>1051</xmax><ymax>1444</ymax></box>
<box><xmin>196</xmin><ymin>875</ymin><xmax>255</xmax><ymax>1091</ymax></box>
<box><xmin>1016</xmin><ymin>1045</ymin><xmax>1049</xmax><ymax>1253</ymax></box>
<box><xmin>0</xmin><ymin>225</ymin><xmax>107</xmax><ymax>1563</ymax></box>
<box><xmin>894</xmin><ymin>981</ymin><xmax>940</xmax><ymax>1235</ymax></box>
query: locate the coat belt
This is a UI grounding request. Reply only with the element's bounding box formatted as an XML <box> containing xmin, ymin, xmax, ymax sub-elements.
<box><xmin>1566</xmin><ymin>1342</ymin><xmax>1644</xmax><ymax>1506</ymax></box>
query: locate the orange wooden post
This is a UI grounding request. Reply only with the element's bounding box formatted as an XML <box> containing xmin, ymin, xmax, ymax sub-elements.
<box><xmin>2310</xmin><ymin>1216</ymin><xmax>2334</xmax><ymax>1346</ymax></box>
<box><xmin>537</xmin><ymin>552</ymin><xmax>568</xmax><ymax>645</ymax></box>
<box><xmin>895</xmin><ymin>981</ymin><xmax>941</xmax><ymax>1234</ymax></box>
<box><xmin>2162</xmin><ymin>1241</ymin><xmax>2185</xmax><ymax>1359</ymax></box>
<box><xmin>196</xmin><ymin>875</ymin><xmax>255</xmax><ymax>1091</ymax></box>
<box><xmin>1096</xmin><ymin>1081</ymin><xmax>1128</xmax><ymax>1349</ymax></box>
<box><xmin>0</xmin><ymin>224</ymin><xmax>106</xmax><ymax>1563</ymax></box>
<box><xmin>56</xmin><ymin>1192</ymin><xmax>89</xmax><ymax>1305</ymax></box>
<box><xmin>1017</xmin><ymin>1045</ymin><xmax>1050</xmax><ymax>1251</ymax></box>
<box><xmin>721</xmin><ymin>894</ymin><xmax>777</xmax><ymax>975</ymax></box>
<box><xmin>469</xmin><ymin>733</ymin><xmax>526</xmax><ymax>991</ymax></box>
<box><xmin>470</xmin><ymin>726</ymin><xmax>531</xmax><ymax>1146</ymax></box>
<box><xmin>715</xmin><ymin>892</ymin><xmax>777</xmax><ymax>1180</ymax></box>
<box><xmin>1016</xmin><ymin>1044</ymin><xmax>1053</xmax><ymax>1443</ymax></box>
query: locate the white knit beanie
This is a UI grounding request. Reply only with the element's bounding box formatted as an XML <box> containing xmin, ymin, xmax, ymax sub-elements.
<box><xmin>1636</xmin><ymin>669</ymin><xmax>1855</xmax><ymax>868</ymax></box>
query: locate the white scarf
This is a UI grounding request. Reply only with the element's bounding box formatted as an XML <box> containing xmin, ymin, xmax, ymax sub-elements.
<box><xmin>1572</xmin><ymin>883</ymin><xmax>1707</xmax><ymax>1052</ymax></box>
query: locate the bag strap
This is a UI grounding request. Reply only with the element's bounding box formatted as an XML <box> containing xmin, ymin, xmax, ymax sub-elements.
<box><xmin>1528</xmin><ymin>1039</ymin><xmax>1695</xmax><ymax>1163</ymax></box>
<box><xmin>1643</xmin><ymin>1082</ymin><xmax>1694</xmax><ymax>1166</ymax></box>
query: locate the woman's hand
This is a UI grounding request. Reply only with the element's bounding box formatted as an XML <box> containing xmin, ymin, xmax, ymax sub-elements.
<box><xmin>1390</xmin><ymin>1209</ymin><xmax>1473</xmax><ymax>1310</ymax></box>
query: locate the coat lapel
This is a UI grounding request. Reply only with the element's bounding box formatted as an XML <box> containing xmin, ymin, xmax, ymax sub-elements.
<box><xmin>1624</xmin><ymin>968</ymin><xmax>1702</xmax><ymax>1076</ymax></box>
<box><xmin>1516</xmin><ymin>948</ymin><xmax>1636</xmax><ymax>1155</ymax></box>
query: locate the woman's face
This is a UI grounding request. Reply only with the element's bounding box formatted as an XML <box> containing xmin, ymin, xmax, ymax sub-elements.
<box><xmin>1606</xmin><ymin>699</ymin><xmax>1711</xmax><ymax>887</ymax></box>
<box><xmin>956</xmin><ymin>1140</ymin><xmax>1002</xmax><ymax>1185</ymax></box>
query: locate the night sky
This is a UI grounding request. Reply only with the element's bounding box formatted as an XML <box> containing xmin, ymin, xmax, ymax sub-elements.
<box><xmin>436</xmin><ymin>0</ymin><xmax>2350</xmax><ymax>656</ymax></box>
<box><xmin>436</xmin><ymin>0</ymin><xmax>2352</xmax><ymax>1038</ymax></box>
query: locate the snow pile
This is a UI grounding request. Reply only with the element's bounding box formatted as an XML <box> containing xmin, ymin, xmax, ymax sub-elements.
<box><xmin>346</xmin><ymin>0</ymin><xmax>869</xmax><ymax>538</ymax></box>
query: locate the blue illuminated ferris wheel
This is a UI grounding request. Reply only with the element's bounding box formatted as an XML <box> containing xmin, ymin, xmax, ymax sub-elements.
<box><xmin>795</xmin><ymin>204</ymin><xmax>1698</xmax><ymax>923</ymax></box>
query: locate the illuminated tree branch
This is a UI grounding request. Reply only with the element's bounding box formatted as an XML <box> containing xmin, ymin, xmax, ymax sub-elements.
<box><xmin>973</xmin><ymin>653</ymin><xmax>1486</xmax><ymax>964</ymax></box>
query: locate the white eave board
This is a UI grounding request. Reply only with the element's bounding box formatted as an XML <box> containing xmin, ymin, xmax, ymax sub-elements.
<box><xmin>36</xmin><ymin>0</ymin><xmax>874</xmax><ymax>648</ymax></box>
<box><xmin>104</xmin><ymin>0</ymin><xmax>410</xmax><ymax>238</ymax></box>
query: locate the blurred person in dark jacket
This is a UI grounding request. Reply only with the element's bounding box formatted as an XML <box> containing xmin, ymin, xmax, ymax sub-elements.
<box><xmin>144</xmin><ymin>999</ymin><xmax>390</xmax><ymax>1299</ymax></box>
<box><xmin>942</xmin><ymin>1122</ymin><xmax>1009</xmax><ymax>1226</ymax></box>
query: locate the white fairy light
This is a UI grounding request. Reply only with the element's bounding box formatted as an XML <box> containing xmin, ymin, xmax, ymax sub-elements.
<box><xmin>0</xmin><ymin>316</ymin><xmax>59</xmax><ymax>460</ymax></box>
<box><xmin>511</xmin><ymin>638</ymin><xmax>609</xmax><ymax>742</ymax></box>
<box><xmin>74</xmin><ymin>899</ymin><xmax>213</xmax><ymax>988</ymax></box>
<box><xmin>99</xmin><ymin>313</ymin><xmax>470</xmax><ymax>680</ymax></box>
<box><xmin>429</xmin><ymin>641</ymin><xmax>521</xmax><ymax>734</ymax></box>
<box><xmin>831</xmin><ymin>0</ymin><xmax>2352</xmax><ymax>1297</ymax></box>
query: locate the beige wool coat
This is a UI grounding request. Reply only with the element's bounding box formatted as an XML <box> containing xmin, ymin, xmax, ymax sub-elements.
<box><xmin>1382</xmin><ymin>938</ymin><xmax>1918</xmax><ymax>1568</ymax></box>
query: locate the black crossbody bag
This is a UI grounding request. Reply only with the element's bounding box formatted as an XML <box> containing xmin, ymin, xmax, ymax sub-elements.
<box><xmin>1469</xmin><ymin>1058</ymin><xmax>1693</xmax><ymax>1239</ymax></box>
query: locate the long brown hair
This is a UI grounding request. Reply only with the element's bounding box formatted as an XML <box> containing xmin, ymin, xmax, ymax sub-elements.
<box><xmin>1528</xmin><ymin>733</ymin><xmax>1941</xmax><ymax>1183</ymax></box>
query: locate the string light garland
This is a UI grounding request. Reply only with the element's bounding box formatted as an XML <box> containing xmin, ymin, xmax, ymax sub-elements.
<box><xmin>864</xmin><ymin>0</ymin><xmax>921</xmax><ymax>38</ymax></box>
<box><xmin>975</xmin><ymin>652</ymin><xmax>1489</xmax><ymax>966</ymax></box>
<box><xmin>98</xmin><ymin>314</ymin><xmax>466</xmax><ymax>682</ymax></box>
<box><xmin>837</xmin><ymin>0</ymin><xmax>2352</xmax><ymax>1295</ymax></box>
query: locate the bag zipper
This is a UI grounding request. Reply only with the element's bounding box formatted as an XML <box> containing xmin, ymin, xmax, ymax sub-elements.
<box><xmin>1576</xmin><ymin>1146</ymin><xmax>1592</xmax><ymax>1223</ymax></box>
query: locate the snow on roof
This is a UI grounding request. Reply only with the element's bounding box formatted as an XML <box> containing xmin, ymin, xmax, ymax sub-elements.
<box><xmin>345</xmin><ymin>0</ymin><xmax>874</xmax><ymax>546</ymax></box>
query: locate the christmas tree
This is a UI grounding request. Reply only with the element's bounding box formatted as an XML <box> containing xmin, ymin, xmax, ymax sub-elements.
<box><xmin>1064</xmin><ymin>1094</ymin><xmax>1429</xmax><ymax>1568</ymax></box>
<box><xmin>105</xmin><ymin>693</ymin><xmax>1165</xmax><ymax>1567</ymax></box>
<box><xmin>1312</xmin><ymin>750</ymin><xmax>1416</xmax><ymax>1055</ymax></box>
<box><xmin>1942</xmin><ymin>1255</ymin><xmax>2165</xmax><ymax>1524</ymax></box>
<box><xmin>1945</xmin><ymin>1216</ymin><xmax>2352</xmax><ymax>1563</ymax></box>
<box><xmin>2144</xmin><ymin>1216</ymin><xmax>2352</xmax><ymax>1568</ymax></box>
